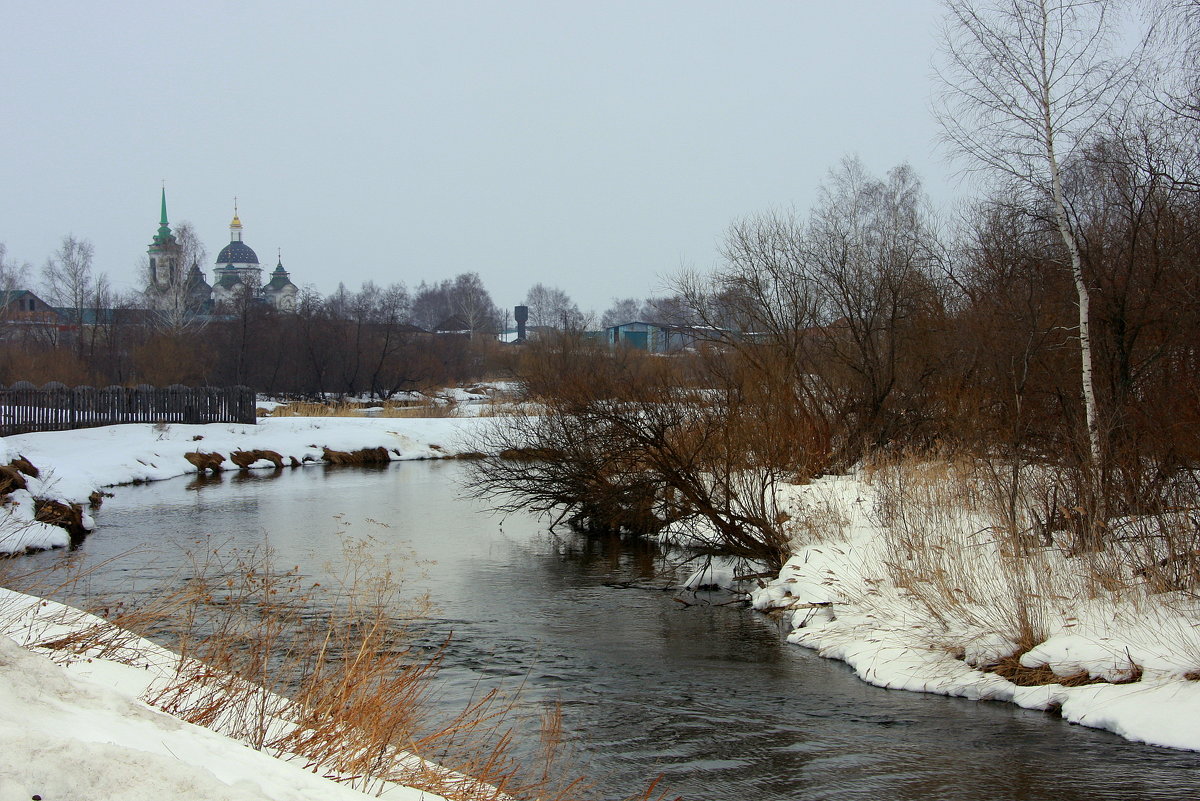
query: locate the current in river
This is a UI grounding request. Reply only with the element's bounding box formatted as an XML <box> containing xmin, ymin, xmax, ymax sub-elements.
<box><xmin>25</xmin><ymin>460</ymin><xmax>1200</xmax><ymax>801</ymax></box>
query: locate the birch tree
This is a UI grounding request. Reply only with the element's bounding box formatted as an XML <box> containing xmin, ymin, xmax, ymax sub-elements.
<box><xmin>935</xmin><ymin>0</ymin><xmax>1141</xmax><ymax>535</ymax></box>
<box><xmin>42</xmin><ymin>235</ymin><xmax>104</xmax><ymax>359</ymax></box>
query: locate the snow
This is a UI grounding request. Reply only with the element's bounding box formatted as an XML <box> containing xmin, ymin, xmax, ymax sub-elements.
<box><xmin>752</xmin><ymin>472</ymin><xmax>1200</xmax><ymax>752</ymax></box>
<box><xmin>0</xmin><ymin>416</ymin><xmax>496</xmax><ymax>555</ymax></box>
<box><xmin>0</xmin><ymin>587</ymin><xmax>446</xmax><ymax>801</ymax></box>
<box><xmin>1019</xmin><ymin>634</ymin><xmax>1140</xmax><ymax>681</ymax></box>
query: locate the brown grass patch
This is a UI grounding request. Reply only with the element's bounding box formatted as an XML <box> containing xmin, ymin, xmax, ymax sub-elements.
<box><xmin>10</xmin><ymin>456</ymin><xmax>39</xmax><ymax>478</ymax></box>
<box><xmin>0</xmin><ymin>464</ymin><xmax>28</xmax><ymax>494</ymax></box>
<box><xmin>230</xmin><ymin>449</ymin><xmax>285</xmax><ymax>470</ymax></box>
<box><xmin>185</xmin><ymin>451</ymin><xmax>226</xmax><ymax>474</ymax></box>
<box><xmin>983</xmin><ymin>652</ymin><xmax>1143</xmax><ymax>687</ymax></box>
<box><xmin>32</xmin><ymin>499</ymin><xmax>88</xmax><ymax>541</ymax></box>
<box><xmin>322</xmin><ymin>446</ymin><xmax>392</xmax><ymax>466</ymax></box>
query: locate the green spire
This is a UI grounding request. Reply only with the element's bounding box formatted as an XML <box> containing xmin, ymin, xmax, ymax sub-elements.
<box><xmin>154</xmin><ymin>186</ymin><xmax>173</xmax><ymax>244</ymax></box>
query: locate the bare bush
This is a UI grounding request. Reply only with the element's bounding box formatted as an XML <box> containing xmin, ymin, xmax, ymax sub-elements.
<box><xmin>468</xmin><ymin>334</ymin><xmax>825</xmax><ymax>571</ymax></box>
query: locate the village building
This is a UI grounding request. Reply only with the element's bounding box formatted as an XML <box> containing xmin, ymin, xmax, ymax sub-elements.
<box><xmin>0</xmin><ymin>290</ymin><xmax>60</xmax><ymax>326</ymax></box>
<box><xmin>604</xmin><ymin>320</ymin><xmax>704</xmax><ymax>352</ymax></box>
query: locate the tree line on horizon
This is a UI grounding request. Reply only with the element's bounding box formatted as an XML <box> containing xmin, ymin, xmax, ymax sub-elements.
<box><xmin>0</xmin><ymin>234</ymin><xmax>688</xmax><ymax>396</ymax></box>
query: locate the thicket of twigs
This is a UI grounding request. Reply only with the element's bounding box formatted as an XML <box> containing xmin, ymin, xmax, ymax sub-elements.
<box><xmin>472</xmin><ymin>138</ymin><xmax>1199</xmax><ymax>580</ymax></box>
<box><xmin>0</xmin><ymin>301</ymin><xmax>518</xmax><ymax>400</ymax></box>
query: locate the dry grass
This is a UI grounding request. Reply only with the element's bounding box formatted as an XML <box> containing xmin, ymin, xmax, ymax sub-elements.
<box><xmin>867</xmin><ymin>454</ymin><xmax>1088</xmax><ymax>653</ymax></box>
<box><xmin>140</xmin><ymin>543</ymin><xmax>597</xmax><ymax>799</ymax></box>
<box><xmin>982</xmin><ymin>652</ymin><xmax>1142</xmax><ymax>687</ymax></box>
<box><xmin>779</xmin><ymin>482</ymin><xmax>850</xmax><ymax>545</ymax></box>
<box><xmin>259</xmin><ymin>387</ymin><xmax>524</xmax><ymax>421</ymax></box>
<box><xmin>2</xmin><ymin>541</ymin><xmax>646</xmax><ymax>801</ymax></box>
<box><xmin>263</xmin><ymin>400</ymin><xmax>458</xmax><ymax>419</ymax></box>
<box><xmin>861</xmin><ymin>452</ymin><xmax>1200</xmax><ymax>680</ymax></box>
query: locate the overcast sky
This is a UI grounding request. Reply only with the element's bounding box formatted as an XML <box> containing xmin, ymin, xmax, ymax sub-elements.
<box><xmin>2</xmin><ymin>0</ymin><xmax>959</xmax><ymax>314</ymax></box>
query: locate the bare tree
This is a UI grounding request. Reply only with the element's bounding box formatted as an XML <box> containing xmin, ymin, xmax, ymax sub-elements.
<box><xmin>143</xmin><ymin>220</ymin><xmax>209</xmax><ymax>334</ymax></box>
<box><xmin>523</xmin><ymin>283</ymin><xmax>584</xmax><ymax>330</ymax></box>
<box><xmin>42</xmin><ymin>235</ymin><xmax>105</xmax><ymax>359</ymax></box>
<box><xmin>674</xmin><ymin>159</ymin><xmax>943</xmax><ymax>465</ymax></box>
<box><xmin>0</xmin><ymin>244</ymin><xmax>31</xmax><ymax>323</ymax></box>
<box><xmin>1140</xmin><ymin>0</ymin><xmax>1200</xmax><ymax>190</ymax></box>
<box><xmin>409</xmin><ymin>280</ymin><xmax>450</xmax><ymax>331</ymax></box>
<box><xmin>0</xmin><ymin>244</ymin><xmax>29</xmax><ymax>290</ymax></box>
<box><xmin>449</xmin><ymin>272</ymin><xmax>499</xmax><ymax>337</ymax></box>
<box><xmin>935</xmin><ymin>0</ymin><xmax>1142</xmax><ymax>536</ymax></box>
<box><xmin>600</xmin><ymin>297</ymin><xmax>643</xmax><ymax>329</ymax></box>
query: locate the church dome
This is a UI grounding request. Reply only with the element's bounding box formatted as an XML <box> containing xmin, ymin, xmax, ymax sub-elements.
<box><xmin>216</xmin><ymin>240</ymin><xmax>259</xmax><ymax>265</ymax></box>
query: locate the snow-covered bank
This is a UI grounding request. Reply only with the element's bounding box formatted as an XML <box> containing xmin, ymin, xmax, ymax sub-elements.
<box><xmin>752</xmin><ymin>473</ymin><xmax>1200</xmax><ymax>752</ymax></box>
<box><xmin>0</xmin><ymin>417</ymin><xmax>494</xmax><ymax>554</ymax></box>
<box><xmin>0</xmin><ymin>587</ymin><xmax>448</xmax><ymax>801</ymax></box>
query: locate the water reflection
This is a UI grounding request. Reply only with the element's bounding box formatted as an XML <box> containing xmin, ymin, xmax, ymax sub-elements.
<box><xmin>27</xmin><ymin>460</ymin><xmax>1200</xmax><ymax>801</ymax></box>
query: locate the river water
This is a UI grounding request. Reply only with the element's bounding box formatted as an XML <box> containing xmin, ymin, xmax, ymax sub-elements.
<box><xmin>27</xmin><ymin>460</ymin><xmax>1200</xmax><ymax>800</ymax></box>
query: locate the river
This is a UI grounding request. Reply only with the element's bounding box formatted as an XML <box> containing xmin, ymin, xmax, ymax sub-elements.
<box><xmin>26</xmin><ymin>460</ymin><xmax>1200</xmax><ymax>800</ymax></box>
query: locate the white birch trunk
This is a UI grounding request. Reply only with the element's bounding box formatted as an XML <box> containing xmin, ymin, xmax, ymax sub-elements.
<box><xmin>1039</xmin><ymin>16</ymin><xmax>1106</xmax><ymax>535</ymax></box>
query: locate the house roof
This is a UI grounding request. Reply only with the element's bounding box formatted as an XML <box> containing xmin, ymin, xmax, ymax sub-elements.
<box><xmin>1</xmin><ymin>289</ymin><xmax>42</xmax><ymax>305</ymax></box>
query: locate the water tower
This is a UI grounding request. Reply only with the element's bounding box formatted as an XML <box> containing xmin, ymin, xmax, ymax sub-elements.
<box><xmin>514</xmin><ymin>305</ymin><xmax>528</xmax><ymax>342</ymax></box>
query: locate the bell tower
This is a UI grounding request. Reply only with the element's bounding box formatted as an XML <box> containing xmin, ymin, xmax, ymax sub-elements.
<box><xmin>147</xmin><ymin>187</ymin><xmax>180</xmax><ymax>288</ymax></box>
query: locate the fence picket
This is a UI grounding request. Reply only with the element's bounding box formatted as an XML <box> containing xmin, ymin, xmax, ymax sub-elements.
<box><xmin>0</xmin><ymin>383</ymin><xmax>256</xmax><ymax>435</ymax></box>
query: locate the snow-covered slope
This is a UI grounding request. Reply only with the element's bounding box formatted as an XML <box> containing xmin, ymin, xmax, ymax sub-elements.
<box><xmin>753</xmin><ymin>474</ymin><xmax>1200</xmax><ymax>752</ymax></box>
<box><xmin>0</xmin><ymin>588</ymin><xmax>443</xmax><ymax>801</ymax></box>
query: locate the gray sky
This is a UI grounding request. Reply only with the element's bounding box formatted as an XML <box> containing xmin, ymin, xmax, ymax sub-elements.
<box><xmin>2</xmin><ymin>0</ymin><xmax>957</xmax><ymax>314</ymax></box>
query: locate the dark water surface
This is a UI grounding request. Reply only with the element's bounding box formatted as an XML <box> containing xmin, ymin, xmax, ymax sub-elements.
<box><xmin>29</xmin><ymin>461</ymin><xmax>1200</xmax><ymax>801</ymax></box>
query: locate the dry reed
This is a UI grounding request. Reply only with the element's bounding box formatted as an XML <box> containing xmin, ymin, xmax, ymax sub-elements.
<box><xmin>861</xmin><ymin>452</ymin><xmax>1200</xmax><ymax>680</ymax></box>
<box><xmin>2</xmin><ymin>539</ymin><xmax>637</xmax><ymax>801</ymax></box>
<box><xmin>868</xmin><ymin>454</ymin><xmax>1085</xmax><ymax>654</ymax></box>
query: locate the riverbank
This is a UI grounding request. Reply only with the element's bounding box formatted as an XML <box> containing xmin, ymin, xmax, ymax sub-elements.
<box><xmin>0</xmin><ymin>586</ymin><xmax>451</xmax><ymax>801</ymax></box>
<box><xmin>0</xmin><ymin>416</ymin><xmax>494</xmax><ymax>554</ymax></box>
<box><xmin>752</xmin><ymin>469</ymin><xmax>1200</xmax><ymax>752</ymax></box>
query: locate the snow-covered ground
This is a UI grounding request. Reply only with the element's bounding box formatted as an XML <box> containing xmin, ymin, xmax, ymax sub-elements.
<box><xmin>0</xmin><ymin>586</ymin><xmax>450</xmax><ymax>801</ymax></box>
<box><xmin>752</xmin><ymin>472</ymin><xmax>1200</xmax><ymax>752</ymax></box>
<box><xmin>0</xmin><ymin>416</ymin><xmax>493</xmax><ymax>554</ymax></box>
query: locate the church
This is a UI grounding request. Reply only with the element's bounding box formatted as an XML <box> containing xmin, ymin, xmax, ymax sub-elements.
<box><xmin>144</xmin><ymin>189</ymin><xmax>299</xmax><ymax>313</ymax></box>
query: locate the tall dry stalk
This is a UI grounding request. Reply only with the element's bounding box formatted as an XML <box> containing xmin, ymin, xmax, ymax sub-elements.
<box><xmin>868</xmin><ymin>453</ymin><xmax>1069</xmax><ymax>652</ymax></box>
<box><xmin>82</xmin><ymin>542</ymin><xmax>608</xmax><ymax>801</ymax></box>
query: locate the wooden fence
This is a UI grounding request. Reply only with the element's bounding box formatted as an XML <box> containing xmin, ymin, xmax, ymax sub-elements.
<box><xmin>0</xmin><ymin>383</ymin><xmax>257</xmax><ymax>435</ymax></box>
